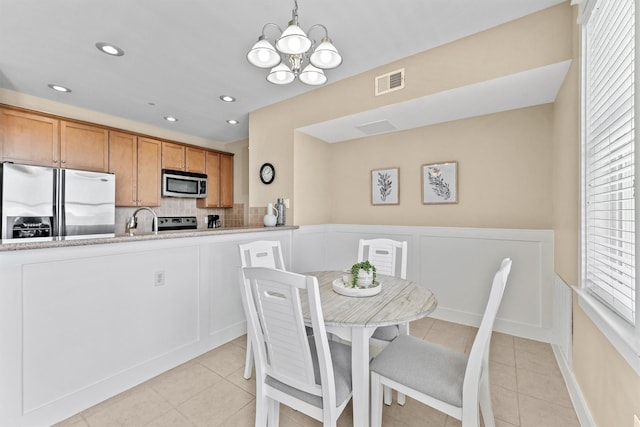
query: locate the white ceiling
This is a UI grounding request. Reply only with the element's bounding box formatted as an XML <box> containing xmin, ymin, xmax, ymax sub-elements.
<box><xmin>0</xmin><ymin>0</ymin><xmax>565</xmax><ymax>144</ymax></box>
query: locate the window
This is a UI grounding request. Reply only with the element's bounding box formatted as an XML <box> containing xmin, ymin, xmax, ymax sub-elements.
<box><xmin>582</xmin><ymin>0</ymin><xmax>635</xmax><ymax>325</ymax></box>
<box><xmin>580</xmin><ymin>0</ymin><xmax>639</xmax><ymax>372</ymax></box>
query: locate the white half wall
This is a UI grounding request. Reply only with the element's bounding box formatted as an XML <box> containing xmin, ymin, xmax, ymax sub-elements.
<box><xmin>293</xmin><ymin>224</ymin><xmax>555</xmax><ymax>342</ymax></box>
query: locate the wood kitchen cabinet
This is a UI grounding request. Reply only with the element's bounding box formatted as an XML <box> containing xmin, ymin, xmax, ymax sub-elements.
<box><xmin>220</xmin><ymin>153</ymin><xmax>234</xmax><ymax>207</ymax></box>
<box><xmin>185</xmin><ymin>146</ymin><xmax>206</xmax><ymax>173</ymax></box>
<box><xmin>109</xmin><ymin>131</ymin><xmax>161</xmax><ymax>206</ymax></box>
<box><xmin>162</xmin><ymin>141</ymin><xmax>206</xmax><ymax>173</ymax></box>
<box><xmin>161</xmin><ymin>141</ymin><xmax>184</xmax><ymax>170</ymax></box>
<box><xmin>0</xmin><ymin>108</ymin><xmax>59</xmax><ymax>166</ymax></box>
<box><xmin>197</xmin><ymin>151</ymin><xmax>234</xmax><ymax>208</ymax></box>
<box><xmin>0</xmin><ymin>108</ymin><xmax>108</xmax><ymax>172</ymax></box>
<box><xmin>60</xmin><ymin>120</ymin><xmax>109</xmax><ymax>172</ymax></box>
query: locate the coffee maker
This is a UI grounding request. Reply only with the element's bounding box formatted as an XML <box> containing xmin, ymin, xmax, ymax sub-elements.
<box><xmin>207</xmin><ymin>214</ymin><xmax>220</xmax><ymax>228</ymax></box>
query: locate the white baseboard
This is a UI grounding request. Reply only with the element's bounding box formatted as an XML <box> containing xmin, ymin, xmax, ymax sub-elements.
<box><xmin>552</xmin><ymin>344</ymin><xmax>595</xmax><ymax>427</ymax></box>
<box><xmin>432</xmin><ymin>307</ymin><xmax>552</xmax><ymax>342</ymax></box>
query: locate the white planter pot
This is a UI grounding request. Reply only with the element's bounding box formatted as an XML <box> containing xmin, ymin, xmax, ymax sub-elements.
<box><xmin>356</xmin><ymin>270</ymin><xmax>374</xmax><ymax>287</ymax></box>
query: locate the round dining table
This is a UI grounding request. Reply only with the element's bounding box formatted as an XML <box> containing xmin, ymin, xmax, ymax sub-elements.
<box><xmin>301</xmin><ymin>271</ymin><xmax>438</xmax><ymax>427</ymax></box>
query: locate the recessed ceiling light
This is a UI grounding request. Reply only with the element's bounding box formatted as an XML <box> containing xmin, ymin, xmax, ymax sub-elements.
<box><xmin>226</xmin><ymin>119</ymin><xmax>239</xmax><ymax>125</ymax></box>
<box><xmin>96</xmin><ymin>42</ymin><xmax>124</xmax><ymax>56</ymax></box>
<box><xmin>220</xmin><ymin>95</ymin><xmax>236</xmax><ymax>102</ymax></box>
<box><xmin>48</xmin><ymin>84</ymin><xmax>72</xmax><ymax>93</ymax></box>
<box><xmin>164</xmin><ymin>116</ymin><xmax>179</xmax><ymax>122</ymax></box>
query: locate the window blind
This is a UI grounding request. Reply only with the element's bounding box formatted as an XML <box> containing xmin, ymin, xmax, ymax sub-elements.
<box><xmin>583</xmin><ymin>0</ymin><xmax>635</xmax><ymax>325</ymax></box>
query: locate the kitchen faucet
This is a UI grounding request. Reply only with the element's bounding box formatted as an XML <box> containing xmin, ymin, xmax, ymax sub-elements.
<box><xmin>126</xmin><ymin>207</ymin><xmax>158</xmax><ymax>235</ymax></box>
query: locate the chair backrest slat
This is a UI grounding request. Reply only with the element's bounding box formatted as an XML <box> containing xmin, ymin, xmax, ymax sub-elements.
<box><xmin>240</xmin><ymin>267</ymin><xmax>330</xmax><ymax>398</ymax></box>
<box><xmin>239</xmin><ymin>240</ymin><xmax>285</xmax><ymax>270</ymax></box>
<box><xmin>357</xmin><ymin>238</ymin><xmax>407</xmax><ymax>279</ymax></box>
<box><xmin>255</xmin><ymin>279</ymin><xmax>316</xmax><ymax>391</ymax></box>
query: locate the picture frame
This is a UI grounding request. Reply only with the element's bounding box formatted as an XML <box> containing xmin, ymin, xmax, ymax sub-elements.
<box><xmin>371</xmin><ymin>167</ymin><xmax>399</xmax><ymax>205</ymax></box>
<box><xmin>422</xmin><ymin>161</ymin><xmax>458</xmax><ymax>204</ymax></box>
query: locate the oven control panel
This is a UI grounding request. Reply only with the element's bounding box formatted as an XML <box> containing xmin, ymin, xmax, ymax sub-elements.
<box><xmin>157</xmin><ymin>216</ymin><xmax>197</xmax><ymax>231</ymax></box>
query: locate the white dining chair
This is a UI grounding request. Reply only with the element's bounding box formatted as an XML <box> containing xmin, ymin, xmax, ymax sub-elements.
<box><xmin>239</xmin><ymin>267</ymin><xmax>353</xmax><ymax>427</ymax></box>
<box><xmin>357</xmin><ymin>238</ymin><xmax>408</xmax><ymax>404</ymax></box>
<box><xmin>370</xmin><ymin>258</ymin><xmax>513</xmax><ymax>427</ymax></box>
<box><xmin>238</xmin><ymin>240</ymin><xmax>286</xmax><ymax>380</ymax></box>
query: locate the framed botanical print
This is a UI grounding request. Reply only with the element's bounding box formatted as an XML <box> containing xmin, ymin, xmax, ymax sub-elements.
<box><xmin>422</xmin><ymin>161</ymin><xmax>458</xmax><ymax>204</ymax></box>
<box><xmin>371</xmin><ymin>167</ymin><xmax>399</xmax><ymax>205</ymax></box>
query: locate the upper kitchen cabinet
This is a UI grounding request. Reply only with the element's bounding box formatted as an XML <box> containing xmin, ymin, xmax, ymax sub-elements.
<box><xmin>0</xmin><ymin>108</ymin><xmax>60</xmax><ymax>167</ymax></box>
<box><xmin>0</xmin><ymin>108</ymin><xmax>108</xmax><ymax>172</ymax></box>
<box><xmin>197</xmin><ymin>151</ymin><xmax>234</xmax><ymax>208</ymax></box>
<box><xmin>60</xmin><ymin>121</ymin><xmax>109</xmax><ymax>172</ymax></box>
<box><xmin>185</xmin><ymin>146</ymin><xmax>206</xmax><ymax>173</ymax></box>
<box><xmin>109</xmin><ymin>131</ymin><xmax>161</xmax><ymax>207</ymax></box>
<box><xmin>161</xmin><ymin>141</ymin><xmax>184</xmax><ymax>170</ymax></box>
<box><xmin>161</xmin><ymin>141</ymin><xmax>206</xmax><ymax>173</ymax></box>
<box><xmin>220</xmin><ymin>153</ymin><xmax>233</xmax><ymax>207</ymax></box>
<box><xmin>137</xmin><ymin>137</ymin><xmax>162</xmax><ymax>206</ymax></box>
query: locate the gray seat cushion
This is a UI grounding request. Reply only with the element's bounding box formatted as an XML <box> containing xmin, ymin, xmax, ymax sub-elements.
<box><xmin>369</xmin><ymin>334</ymin><xmax>468</xmax><ymax>407</ymax></box>
<box><xmin>266</xmin><ymin>338</ymin><xmax>352</xmax><ymax>409</ymax></box>
<box><xmin>371</xmin><ymin>325</ymin><xmax>400</xmax><ymax>341</ymax></box>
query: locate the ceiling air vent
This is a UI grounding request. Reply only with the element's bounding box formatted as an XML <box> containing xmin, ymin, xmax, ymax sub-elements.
<box><xmin>375</xmin><ymin>68</ymin><xmax>405</xmax><ymax>96</ymax></box>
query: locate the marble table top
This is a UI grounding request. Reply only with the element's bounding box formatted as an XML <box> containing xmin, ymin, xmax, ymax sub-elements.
<box><xmin>302</xmin><ymin>270</ymin><xmax>438</xmax><ymax>328</ymax></box>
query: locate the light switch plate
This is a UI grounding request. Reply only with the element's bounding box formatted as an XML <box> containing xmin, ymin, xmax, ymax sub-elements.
<box><xmin>634</xmin><ymin>414</ymin><xmax>640</xmax><ymax>427</ymax></box>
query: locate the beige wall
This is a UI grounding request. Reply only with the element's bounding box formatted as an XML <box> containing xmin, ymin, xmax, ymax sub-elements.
<box><xmin>573</xmin><ymin>299</ymin><xmax>640</xmax><ymax>426</ymax></box>
<box><xmin>327</xmin><ymin>106</ymin><xmax>553</xmax><ymax>228</ymax></box>
<box><xmin>293</xmin><ymin>131</ymin><xmax>331</xmax><ymax>225</ymax></box>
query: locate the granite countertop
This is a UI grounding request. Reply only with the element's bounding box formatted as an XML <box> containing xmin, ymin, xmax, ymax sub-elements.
<box><xmin>0</xmin><ymin>225</ymin><xmax>298</xmax><ymax>252</ymax></box>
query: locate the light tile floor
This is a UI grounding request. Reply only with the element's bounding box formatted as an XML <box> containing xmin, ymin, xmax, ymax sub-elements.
<box><xmin>56</xmin><ymin>318</ymin><xmax>580</xmax><ymax>427</ymax></box>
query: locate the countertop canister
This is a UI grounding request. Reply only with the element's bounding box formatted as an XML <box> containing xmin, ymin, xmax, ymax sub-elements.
<box><xmin>275</xmin><ymin>198</ymin><xmax>285</xmax><ymax>226</ymax></box>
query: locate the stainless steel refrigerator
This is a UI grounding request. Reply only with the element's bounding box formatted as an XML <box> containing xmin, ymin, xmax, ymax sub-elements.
<box><xmin>0</xmin><ymin>162</ymin><xmax>116</xmax><ymax>240</ymax></box>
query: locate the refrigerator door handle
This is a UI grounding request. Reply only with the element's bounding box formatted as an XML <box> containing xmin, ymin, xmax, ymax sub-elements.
<box><xmin>55</xmin><ymin>168</ymin><xmax>65</xmax><ymax>237</ymax></box>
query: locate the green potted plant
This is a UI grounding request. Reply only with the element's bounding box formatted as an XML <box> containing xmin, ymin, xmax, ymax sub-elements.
<box><xmin>350</xmin><ymin>260</ymin><xmax>376</xmax><ymax>288</ymax></box>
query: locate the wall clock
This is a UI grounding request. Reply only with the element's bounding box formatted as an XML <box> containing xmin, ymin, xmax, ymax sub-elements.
<box><xmin>260</xmin><ymin>162</ymin><xmax>275</xmax><ymax>184</ymax></box>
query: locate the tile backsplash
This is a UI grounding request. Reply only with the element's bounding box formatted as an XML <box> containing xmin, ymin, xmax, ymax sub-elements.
<box><xmin>114</xmin><ymin>198</ymin><xmax>245</xmax><ymax>234</ymax></box>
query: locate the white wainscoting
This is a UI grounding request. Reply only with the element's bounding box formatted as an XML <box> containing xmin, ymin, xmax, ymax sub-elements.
<box><xmin>293</xmin><ymin>224</ymin><xmax>555</xmax><ymax>342</ymax></box>
<box><xmin>0</xmin><ymin>229</ymin><xmax>295</xmax><ymax>427</ymax></box>
<box><xmin>551</xmin><ymin>274</ymin><xmax>596</xmax><ymax>427</ymax></box>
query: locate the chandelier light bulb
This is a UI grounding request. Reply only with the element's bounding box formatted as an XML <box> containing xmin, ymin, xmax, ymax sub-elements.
<box><xmin>288</xmin><ymin>37</ymin><xmax>301</xmax><ymax>52</ymax></box>
<box><xmin>247</xmin><ymin>37</ymin><xmax>281</xmax><ymax>68</ymax></box>
<box><xmin>299</xmin><ymin>64</ymin><xmax>327</xmax><ymax>86</ymax></box>
<box><xmin>258</xmin><ymin>49</ymin><xmax>270</xmax><ymax>62</ymax></box>
<box><xmin>309</xmin><ymin>37</ymin><xmax>342</xmax><ymax>69</ymax></box>
<box><xmin>276</xmin><ymin>19</ymin><xmax>311</xmax><ymax>55</ymax></box>
<box><xmin>267</xmin><ymin>63</ymin><xmax>295</xmax><ymax>85</ymax></box>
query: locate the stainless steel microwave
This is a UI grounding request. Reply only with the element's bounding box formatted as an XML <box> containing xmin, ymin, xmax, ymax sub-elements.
<box><xmin>161</xmin><ymin>169</ymin><xmax>207</xmax><ymax>198</ymax></box>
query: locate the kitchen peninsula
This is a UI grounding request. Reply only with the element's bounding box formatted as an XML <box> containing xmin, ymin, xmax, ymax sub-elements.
<box><xmin>0</xmin><ymin>226</ymin><xmax>295</xmax><ymax>426</ymax></box>
<box><xmin>0</xmin><ymin>225</ymin><xmax>297</xmax><ymax>252</ymax></box>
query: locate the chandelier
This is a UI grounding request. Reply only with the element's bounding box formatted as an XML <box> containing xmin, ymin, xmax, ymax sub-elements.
<box><xmin>246</xmin><ymin>0</ymin><xmax>342</xmax><ymax>86</ymax></box>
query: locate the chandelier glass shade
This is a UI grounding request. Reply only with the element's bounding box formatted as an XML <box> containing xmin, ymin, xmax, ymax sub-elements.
<box><xmin>247</xmin><ymin>0</ymin><xmax>342</xmax><ymax>86</ymax></box>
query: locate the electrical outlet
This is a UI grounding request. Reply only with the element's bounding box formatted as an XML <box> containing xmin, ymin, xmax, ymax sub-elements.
<box><xmin>634</xmin><ymin>414</ymin><xmax>640</xmax><ymax>427</ymax></box>
<box><xmin>284</xmin><ymin>198</ymin><xmax>290</xmax><ymax>209</ymax></box>
<box><xmin>154</xmin><ymin>271</ymin><xmax>165</xmax><ymax>287</ymax></box>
